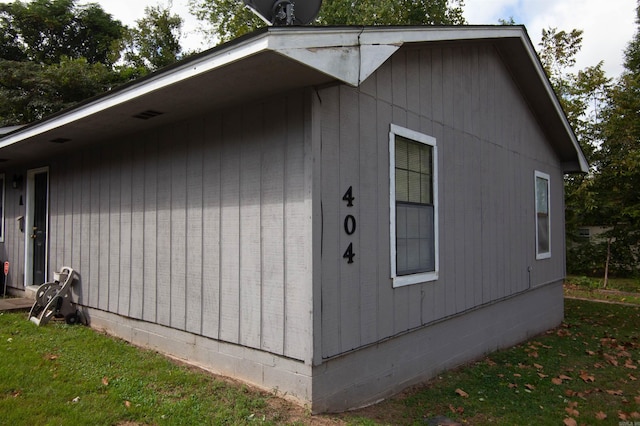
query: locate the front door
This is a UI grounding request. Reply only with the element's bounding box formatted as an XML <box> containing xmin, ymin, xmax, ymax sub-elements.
<box><xmin>25</xmin><ymin>167</ymin><xmax>49</xmax><ymax>285</ymax></box>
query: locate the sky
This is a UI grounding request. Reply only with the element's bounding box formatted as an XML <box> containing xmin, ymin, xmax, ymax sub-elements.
<box><xmin>81</xmin><ymin>0</ymin><xmax>637</xmax><ymax>79</ymax></box>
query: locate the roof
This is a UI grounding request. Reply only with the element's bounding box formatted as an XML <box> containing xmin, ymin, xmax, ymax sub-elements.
<box><xmin>0</xmin><ymin>25</ymin><xmax>588</xmax><ymax>173</ymax></box>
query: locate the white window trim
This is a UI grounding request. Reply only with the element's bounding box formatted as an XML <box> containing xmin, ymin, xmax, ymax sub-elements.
<box><xmin>389</xmin><ymin>124</ymin><xmax>439</xmax><ymax>288</ymax></box>
<box><xmin>535</xmin><ymin>170</ymin><xmax>551</xmax><ymax>260</ymax></box>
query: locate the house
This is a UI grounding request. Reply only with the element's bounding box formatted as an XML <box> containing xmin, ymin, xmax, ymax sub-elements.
<box><xmin>0</xmin><ymin>26</ymin><xmax>587</xmax><ymax>413</ymax></box>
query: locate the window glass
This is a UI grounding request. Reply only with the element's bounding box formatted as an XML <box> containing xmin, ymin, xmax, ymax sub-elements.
<box><xmin>535</xmin><ymin>171</ymin><xmax>550</xmax><ymax>259</ymax></box>
<box><xmin>390</xmin><ymin>125</ymin><xmax>438</xmax><ymax>287</ymax></box>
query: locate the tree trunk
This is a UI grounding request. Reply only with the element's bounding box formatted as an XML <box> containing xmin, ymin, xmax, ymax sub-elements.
<box><xmin>603</xmin><ymin>237</ymin><xmax>612</xmax><ymax>289</ymax></box>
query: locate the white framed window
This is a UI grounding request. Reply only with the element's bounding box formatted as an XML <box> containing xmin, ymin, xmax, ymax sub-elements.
<box><xmin>535</xmin><ymin>171</ymin><xmax>551</xmax><ymax>259</ymax></box>
<box><xmin>390</xmin><ymin>124</ymin><xmax>438</xmax><ymax>288</ymax></box>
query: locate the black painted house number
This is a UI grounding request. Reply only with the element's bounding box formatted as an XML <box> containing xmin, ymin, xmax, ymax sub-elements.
<box><xmin>342</xmin><ymin>186</ymin><xmax>356</xmax><ymax>264</ymax></box>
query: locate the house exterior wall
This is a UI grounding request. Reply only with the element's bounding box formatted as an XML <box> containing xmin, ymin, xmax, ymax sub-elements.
<box><xmin>14</xmin><ymin>91</ymin><xmax>314</xmax><ymax>366</ymax></box>
<box><xmin>314</xmin><ymin>42</ymin><xmax>566</xmax><ymax>362</ymax></box>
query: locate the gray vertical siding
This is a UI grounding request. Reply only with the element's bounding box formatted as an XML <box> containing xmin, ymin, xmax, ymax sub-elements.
<box><xmin>317</xmin><ymin>43</ymin><xmax>566</xmax><ymax>359</ymax></box>
<box><xmin>40</xmin><ymin>91</ymin><xmax>313</xmax><ymax>362</ymax></box>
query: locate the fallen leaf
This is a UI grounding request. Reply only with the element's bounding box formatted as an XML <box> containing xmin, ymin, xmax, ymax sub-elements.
<box><xmin>563</xmin><ymin>417</ymin><xmax>577</xmax><ymax>426</ymax></box>
<box><xmin>593</xmin><ymin>363</ymin><xmax>604</xmax><ymax>369</ymax></box>
<box><xmin>565</xmin><ymin>407</ymin><xmax>579</xmax><ymax>417</ymax></box>
<box><xmin>559</xmin><ymin>374</ymin><xmax>573</xmax><ymax>381</ymax></box>
<box><xmin>632</xmin><ymin>412</ymin><xmax>640</xmax><ymax>419</ymax></box>
<box><xmin>552</xmin><ymin>378</ymin><xmax>564</xmax><ymax>385</ymax></box>
<box><xmin>485</xmin><ymin>358</ymin><xmax>497</xmax><ymax>366</ymax></box>
<box><xmin>579</xmin><ymin>371</ymin><xmax>595</xmax><ymax>383</ymax></box>
<box><xmin>513</xmin><ymin>373</ymin><xmax>522</xmax><ymax>378</ymax></box>
<box><xmin>624</xmin><ymin>359</ymin><xmax>637</xmax><ymax>370</ymax></box>
<box><xmin>559</xmin><ymin>352</ymin><xmax>567</xmax><ymax>357</ymax></box>
<box><xmin>595</xmin><ymin>411</ymin><xmax>607</xmax><ymax>420</ymax></box>
<box><xmin>635</xmin><ymin>395</ymin><xmax>640</xmax><ymax>404</ymax></box>
<box><xmin>508</xmin><ymin>383</ymin><xmax>518</xmax><ymax>389</ymax></box>
<box><xmin>565</xmin><ymin>389</ymin><xmax>577</xmax><ymax>397</ymax></box>
<box><xmin>525</xmin><ymin>384</ymin><xmax>536</xmax><ymax>391</ymax></box>
<box><xmin>102</xmin><ymin>377</ymin><xmax>109</xmax><ymax>386</ymax></box>
<box><xmin>455</xmin><ymin>388</ymin><xmax>469</xmax><ymax>398</ymax></box>
<box><xmin>619</xmin><ymin>412</ymin><xmax>628</xmax><ymax>421</ymax></box>
<box><xmin>586</xmin><ymin>350</ymin><xmax>595</xmax><ymax>356</ymax></box>
<box><xmin>538</xmin><ymin>373</ymin><xmax>549</xmax><ymax>378</ymax></box>
<box><xmin>629</xmin><ymin>374</ymin><xmax>637</xmax><ymax>381</ymax></box>
<box><xmin>529</xmin><ymin>351</ymin><xmax>539</xmax><ymax>358</ymax></box>
<box><xmin>125</xmin><ymin>400</ymin><xmax>131</xmax><ymax>408</ymax></box>
<box><xmin>606</xmin><ymin>390</ymin><xmax>624</xmax><ymax>396</ymax></box>
<box><xmin>618</xmin><ymin>350</ymin><xmax>632</xmax><ymax>358</ymax></box>
<box><xmin>604</xmin><ymin>353</ymin><xmax>619</xmax><ymax>366</ymax></box>
<box><xmin>534</xmin><ymin>363</ymin><xmax>544</xmax><ymax>370</ymax></box>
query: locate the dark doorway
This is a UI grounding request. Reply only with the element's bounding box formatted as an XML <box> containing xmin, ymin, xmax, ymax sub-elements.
<box><xmin>31</xmin><ymin>171</ymin><xmax>48</xmax><ymax>285</ymax></box>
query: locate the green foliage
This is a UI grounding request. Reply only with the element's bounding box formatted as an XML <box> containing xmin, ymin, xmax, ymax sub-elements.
<box><xmin>0</xmin><ymin>0</ymin><xmax>125</xmax><ymax>66</ymax></box>
<box><xmin>0</xmin><ymin>0</ymin><xmax>188</xmax><ymax>126</ymax></box>
<box><xmin>122</xmin><ymin>5</ymin><xmax>184</xmax><ymax>71</ymax></box>
<box><xmin>316</xmin><ymin>0</ymin><xmax>466</xmax><ymax>26</ymax></box>
<box><xmin>564</xmin><ymin>4</ymin><xmax>640</xmax><ymax>279</ymax></box>
<box><xmin>0</xmin><ymin>57</ymin><xmax>118</xmax><ymax>126</ymax></box>
<box><xmin>188</xmin><ymin>0</ymin><xmax>466</xmax><ymax>43</ymax></box>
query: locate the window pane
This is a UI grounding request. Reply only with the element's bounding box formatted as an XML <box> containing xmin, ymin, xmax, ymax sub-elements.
<box><xmin>396</xmin><ymin>169</ymin><xmax>408</xmax><ymax>202</ymax></box>
<box><xmin>535</xmin><ymin>173</ymin><xmax>550</xmax><ymax>257</ymax></box>
<box><xmin>408</xmin><ymin>171</ymin><xmax>422</xmax><ymax>203</ymax></box>
<box><xmin>396</xmin><ymin>203</ymin><xmax>435</xmax><ymax>275</ymax></box>
<box><xmin>421</xmin><ymin>147</ymin><xmax>432</xmax><ymax>175</ymax></box>
<box><xmin>396</xmin><ymin>137</ymin><xmax>408</xmax><ymax>169</ymax></box>
<box><xmin>536</xmin><ymin>177</ymin><xmax>548</xmax><ymax>214</ymax></box>
<box><xmin>538</xmin><ymin>213</ymin><xmax>549</xmax><ymax>253</ymax></box>
<box><xmin>408</xmin><ymin>142</ymin><xmax>421</xmax><ymax>172</ymax></box>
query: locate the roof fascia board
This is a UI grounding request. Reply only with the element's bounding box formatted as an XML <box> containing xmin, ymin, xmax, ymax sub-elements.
<box><xmin>0</xmin><ymin>34</ymin><xmax>271</xmax><ymax>149</ymax></box>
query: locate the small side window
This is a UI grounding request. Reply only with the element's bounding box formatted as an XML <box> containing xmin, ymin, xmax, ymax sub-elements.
<box><xmin>535</xmin><ymin>171</ymin><xmax>550</xmax><ymax>259</ymax></box>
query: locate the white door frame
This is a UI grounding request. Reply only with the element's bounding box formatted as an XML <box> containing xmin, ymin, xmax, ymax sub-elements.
<box><xmin>24</xmin><ymin>166</ymin><xmax>49</xmax><ymax>286</ymax></box>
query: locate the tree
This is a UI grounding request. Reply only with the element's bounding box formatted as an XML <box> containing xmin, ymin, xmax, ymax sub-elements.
<box><xmin>536</xmin><ymin>27</ymin><xmax>616</xmax><ymax>276</ymax></box>
<box><xmin>0</xmin><ymin>0</ymin><xmax>128</xmax><ymax>126</ymax></box>
<box><xmin>188</xmin><ymin>0</ymin><xmax>466</xmax><ymax>43</ymax></box>
<box><xmin>123</xmin><ymin>4</ymin><xmax>184</xmax><ymax>72</ymax></box>
<box><xmin>0</xmin><ymin>0</ymin><xmax>189</xmax><ymax>126</ymax></box>
<box><xmin>0</xmin><ymin>0</ymin><xmax>124</xmax><ymax>66</ymax></box>
<box><xmin>588</xmin><ymin>3</ymin><xmax>640</xmax><ymax>277</ymax></box>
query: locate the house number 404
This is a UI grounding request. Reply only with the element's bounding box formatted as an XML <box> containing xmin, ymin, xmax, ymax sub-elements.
<box><xmin>342</xmin><ymin>186</ymin><xmax>356</xmax><ymax>264</ymax></box>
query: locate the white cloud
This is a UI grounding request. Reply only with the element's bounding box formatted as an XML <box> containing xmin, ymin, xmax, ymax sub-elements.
<box><xmin>465</xmin><ymin>0</ymin><xmax>637</xmax><ymax>78</ymax></box>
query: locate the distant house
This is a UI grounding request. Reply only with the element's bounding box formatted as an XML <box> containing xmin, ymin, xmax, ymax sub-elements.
<box><xmin>0</xmin><ymin>26</ymin><xmax>587</xmax><ymax>413</ymax></box>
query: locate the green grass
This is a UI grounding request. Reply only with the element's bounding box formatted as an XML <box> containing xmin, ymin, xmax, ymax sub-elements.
<box><xmin>0</xmin><ymin>313</ymin><xmax>313</xmax><ymax>425</ymax></box>
<box><xmin>2</xmin><ymin>298</ymin><xmax>639</xmax><ymax>425</ymax></box>
<box><xmin>341</xmin><ymin>299</ymin><xmax>640</xmax><ymax>425</ymax></box>
<box><xmin>565</xmin><ymin>275</ymin><xmax>640</xmax><ymax>305</ymax></box>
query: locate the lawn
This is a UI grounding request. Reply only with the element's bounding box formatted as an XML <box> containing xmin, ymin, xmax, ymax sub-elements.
<box><xmin>564</xmin><ymin>275</ymin><xmax>640</xmax><ymax>305</ymax></box>
<box><xmin>1</xmin><ymin>297</ymin><xmax>639</xmax><ymax>425</ymax></box>
<box><xmin>341</xmin><ymin>298</ymin><xmax>640</xmax><ymax>425</ymax></box>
